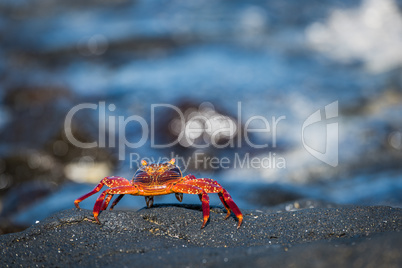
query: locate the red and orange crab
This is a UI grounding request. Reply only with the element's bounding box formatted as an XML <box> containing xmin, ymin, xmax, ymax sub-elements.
<box><xmin>74</xmin><ymin>158</ymin><xmax>243</xmax><ymax>229</ymax></box>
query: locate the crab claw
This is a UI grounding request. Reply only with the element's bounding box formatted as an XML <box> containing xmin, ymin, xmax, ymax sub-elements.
<box><xmin>175</xmin><ymin>193</ymin><xmax>183</xmax><ymax>202</ymax></box>
<box><xmin>145</xmin><ymin>196</ymin><xmax>154</xmax><ymax>208</ymax></box>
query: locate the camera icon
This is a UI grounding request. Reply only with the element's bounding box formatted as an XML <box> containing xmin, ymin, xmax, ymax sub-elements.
<box><xmin>302</xmin><ymin>101</ymin><xmax>338</xmax><ymax>167</ymax></box>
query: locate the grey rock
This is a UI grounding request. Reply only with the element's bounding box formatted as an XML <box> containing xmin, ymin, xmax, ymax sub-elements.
<box><xmin>0</xmin><ymin>203</ymin><xmax>401</xmax><ymax>267</ymax></box>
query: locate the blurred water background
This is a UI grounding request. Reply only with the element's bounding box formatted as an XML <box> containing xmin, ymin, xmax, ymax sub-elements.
<box><xmin>0</xmin><ymin>0</ymin><xmax>402</xmax><ymax>233</ymax></box>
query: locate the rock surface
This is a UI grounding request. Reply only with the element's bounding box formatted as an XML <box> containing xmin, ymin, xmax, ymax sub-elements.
<box><xmin>0</xmin><ymin>203</ymin><xmax>401</xmax><ymax>267</ymax></box>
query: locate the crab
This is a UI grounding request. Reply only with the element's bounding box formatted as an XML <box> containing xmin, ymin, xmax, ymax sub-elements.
<box><xmin>74</xmin><ymin>158</ymin><xmax>243</xmax><ymax>229</ymax></box>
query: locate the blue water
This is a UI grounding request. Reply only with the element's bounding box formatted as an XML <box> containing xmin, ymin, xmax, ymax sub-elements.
<box><xmin>1</xmin><ymin>0</ymin><xmax>402</xmax><ymax>226</ymax></box>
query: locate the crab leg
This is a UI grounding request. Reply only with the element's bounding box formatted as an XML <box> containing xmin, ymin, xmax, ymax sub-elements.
<box><xmin>187</xmin><ymin>177</ymin><xmax>231</xmax><ymax>217</ymax></box>
<box><xmin>171</xmin><ymin>184</ymin><xmax>210</xmax><ymax>229</ymax></box>
<box><xmin>109</xmin><ymin>194</ymin><xmax>125</xmax><ymax>210</ymax></box>
<box><xmin>74</xmin><ymin>176</ymin><xmax>131</xmax><ymax>209</ymax></box>
<box><xmin>183</xmin><ymin>179</ymin><xmax>243</xmax><ymax>228</ymax></box>
<box><xmin>101</xmin><ymin>194</ymin><xmax>114</xmax><ymax>210</ymax></box>
<box><xmin>93</xmin><ymin>192</ymin><xmax>108</xmax><ymax>222</ymax></box>
<box><xmin>217</xmin><ymin>193</ymin><xmax>231</xmax><ymax>219</ymax></box>
<box><xmin>185</xmin><ymin>176</ymin><xmax>231</xmax><ymax>217</ymax></box>
<box><xmin>219</xmin><ymin>188</ymin><xmax>243</xmax><ymax>228</ymax></box>
<box><xmin>93</xmin><ymin>186</ymin><xmax>139</xmax><ymax>223</ymax></box>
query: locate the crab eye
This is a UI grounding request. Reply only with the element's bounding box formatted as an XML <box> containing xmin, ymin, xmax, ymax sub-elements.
<box><xmin>169</xmin><ymin>158</ymin><xmax>175</xmax><ymax>165</ymax></box>
<box><xmin>141</xmin><ymin>160</ymin><xmax>148</xmax><ymax>166</ymax></box>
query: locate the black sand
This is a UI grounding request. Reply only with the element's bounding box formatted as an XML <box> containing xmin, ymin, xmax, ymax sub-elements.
<box><xmin>0</xmin><ymin>203</ymin><xmax>401</xmax><ymax>267</ymax></box>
